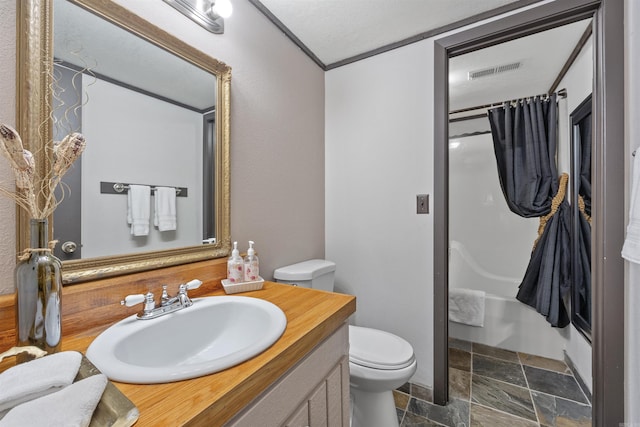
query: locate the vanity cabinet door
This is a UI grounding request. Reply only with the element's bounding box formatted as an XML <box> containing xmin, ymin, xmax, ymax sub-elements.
<box><xmin>285</xmin><ymin>402</ymin><xmax>310</xmax><ymax>426</ymax></box>
<box><xmin>307</xmin><ymin>380</ymin><xmax>327</xmax><ymax>425</ymax></box>
<box><xmin>226</xmin><ymin>323</ymin><xmax>349</xmax><ymax>427</ymax></box>
<box><xmin>284</xmin><ymin>361</ymin><xmax>346</xmax><ymax>427</ymax></box>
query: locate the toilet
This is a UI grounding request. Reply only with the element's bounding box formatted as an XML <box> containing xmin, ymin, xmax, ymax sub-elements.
<box><xmin>273</xmin><ymin>259</ymin><xmax>417</xmax><ymax>427</ymax></box>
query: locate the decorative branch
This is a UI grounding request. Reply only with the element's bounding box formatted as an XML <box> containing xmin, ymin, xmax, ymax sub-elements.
<box><xmin>0</xmin><ymin>124</ymin><xmax>85</xmax><ymax>219</ymax></box>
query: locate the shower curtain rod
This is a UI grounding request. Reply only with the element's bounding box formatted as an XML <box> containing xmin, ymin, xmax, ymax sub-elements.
<box><xmin>449</xmin><ymin>88</ymin><xmax>567</xmax><ymax>116</ymax></box>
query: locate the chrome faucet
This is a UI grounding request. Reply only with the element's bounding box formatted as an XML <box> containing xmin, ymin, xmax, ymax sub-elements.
<box><xmin>121</xmin><ymin>279</ymin><xmax>203</xmax><ymax>320</ymax></box>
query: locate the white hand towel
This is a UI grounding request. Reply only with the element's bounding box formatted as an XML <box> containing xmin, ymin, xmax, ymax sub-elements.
<box><xmin>127</xmin><ymin>184</ymin><xmax>151</xmax><ymax>236</ymax></box>
<box><xmin>154</xmin><ymin>186</ymin><xmax>177</xmax><ymax>232</ymax></box>
<box><xmin>449</xmin><ymin>288</ymin><xmax>486</xmax><ymax>327</ymax></box>
<box><xmin>0</xmin><ymin>374</ymin><xmax>108</xmax><ymax>427</ymax></box>
<box><xmin>623</xmin><ymin>151</ymin><xmax>640</xmax><ymax>263</ymax></box>
<box><xmin>0</xmin><ymin>351</ymin><xmax>82</xmax><ymax>413</ymax></box>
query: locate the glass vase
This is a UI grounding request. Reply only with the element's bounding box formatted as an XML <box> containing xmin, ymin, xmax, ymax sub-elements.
<box><xmin>15</xmin><ymin>218</ymin><xmax>62</xmax><ymax>362</ymax></box>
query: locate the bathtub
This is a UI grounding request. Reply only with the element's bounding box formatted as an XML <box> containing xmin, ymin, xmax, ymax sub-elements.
<box><xmin>448</xmin><ymin>240</ymin><xmax>567</xmax><ymax>360</ymax></box>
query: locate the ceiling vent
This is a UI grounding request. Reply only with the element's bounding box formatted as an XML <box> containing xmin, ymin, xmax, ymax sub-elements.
<box><xmin>468</xmin><ymin>62</ymin><xmax>521</xmax><ymax>80</ymax></box>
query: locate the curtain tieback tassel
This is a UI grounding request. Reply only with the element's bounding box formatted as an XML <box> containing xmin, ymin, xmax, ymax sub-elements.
<box><xmin>533</xmin><ymin>173</ymin><xmax>568</xmax><ymax>251</ymax></box>
<box><xmin>578</xmin><ymin>195</ymin><xmax>591</xmax><ymax>224</ymax></box>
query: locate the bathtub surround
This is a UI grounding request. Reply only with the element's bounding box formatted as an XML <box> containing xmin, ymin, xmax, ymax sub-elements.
<box><xmin>448</xmin><ymin>138</ymin><xmax>567</xmax><ymax>361</ymax></box>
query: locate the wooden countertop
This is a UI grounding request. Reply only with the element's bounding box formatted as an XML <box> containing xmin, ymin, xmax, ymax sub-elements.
<box><xmin>55</xmin><ymin>282</ymin><xmax>355</xmax><ymax>426</ymax></box>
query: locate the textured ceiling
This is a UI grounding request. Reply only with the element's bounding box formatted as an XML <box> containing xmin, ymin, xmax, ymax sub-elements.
<box><xmin>449</xmin><ymin>18</ymin><xmax>592</xmax><ymax>111</ymax></box>
<box><xmin>54</xmin><ymin>0</ymin><xmax>217</xmax><ymax>111</ymax></box>
<box><xmin>257</xmin><ymin>0</ymin><xmax>524</xmax><ymax>66</ymax></box>
<box><xmin>255</xmin><ymin>1</ymin><xmax>591</xmax><ymax>113</ymax></box>
<box><xmin>54</xmin><ymin>0</ymin><xmax>591</xmax><ymax>118</ymax></box>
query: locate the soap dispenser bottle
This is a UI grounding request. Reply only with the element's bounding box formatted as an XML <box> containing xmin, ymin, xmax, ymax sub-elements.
<box><xmin>244</xmin><ymin>241</ymin><xmax>260</xmax><ymax>281</ymax></box>
<box><xmin>227</xmin><ymin>241</ymin><xmax>244</xmax><ymax>283</ymax></box>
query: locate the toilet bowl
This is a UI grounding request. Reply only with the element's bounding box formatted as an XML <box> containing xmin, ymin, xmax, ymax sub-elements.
<box><xmin>273</xmin><ymin>260</ymin><xmax>417</xmax><ymax>427</ymax></box>
<box><xmin>349</xmin><ymin>325</ymin><xmax>417</xmax><ymax>427</ymax></box>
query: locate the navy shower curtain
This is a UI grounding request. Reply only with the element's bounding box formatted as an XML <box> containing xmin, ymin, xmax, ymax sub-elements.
<box><xmin>488</xmin><ymin>93</ymin><xmax>571</xmax><ymax>328</ymax></box>
<box><xmin>575</xmin><ymin>110</ymin><xmax>592</xmax><ymax>327</ymax></box>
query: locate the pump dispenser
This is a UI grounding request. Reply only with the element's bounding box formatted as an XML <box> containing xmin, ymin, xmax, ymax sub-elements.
<box><xmin>244</xmin><ymin>241</ymin><xmax>260</xmax><ymax>281</ymax></box>
<box><xmin>227</xmin><ymin>241</ymin><xmax>244</xmax><ymax>283</ymax></box>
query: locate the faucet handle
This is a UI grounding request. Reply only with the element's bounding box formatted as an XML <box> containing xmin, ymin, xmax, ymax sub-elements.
<box><xmin>121</xmin><ymin>294</ymin><xmax>146</xmax><ymax>307</ymax></box>
<box><xmin>178</xmin><ymin>279</ymin><xmax>202</xmax><ymax>296</ymax></box>
<box><xmin>176</xmin><ymin>280</ymin><xmax>202</xmax><ymax>308</ymax></box>
<box><xmin>185</xmin><ymin>279</ymin><xmax>202</xmax><ymax>291</ymax></box>
<box><xmin>122</xmin><ymin>292</ymin><xmax>156</xmax><ymax>314</ymax></box>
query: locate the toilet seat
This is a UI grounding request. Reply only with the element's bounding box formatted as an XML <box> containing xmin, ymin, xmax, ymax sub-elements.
<box><xmin>349</xmin><ymin>325</ymin><xmax>415</xmax><ymax>370</ymax></box>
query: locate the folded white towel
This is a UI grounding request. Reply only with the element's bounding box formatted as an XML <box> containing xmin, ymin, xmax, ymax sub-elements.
<box><xmin>0</xmin><ymin>351</ymin><xmax>82</xmax><ymax>413</ymax></box>
<box><xmin>0</xmin><ymin>374</ymin><xmax>108</xmax><ymax>427</ymax></box>
<box><xmin>127</xmin><ymin>184</ymin><xmax>151</xmax><ymax>236</ymax></box>
<box><xmin>449</xmin><ymin>288</ymin><xmax>486</xmax><ymax>327</ymax></box>
<box><xmin>154</xmin><ymin>186</ymin><xmax>177</xmax><ymax>232</ymax></box>
<box><xmin>623</xmin><ymin>151</ymin><xmax>640</xmax><ymax>263</ymax></box>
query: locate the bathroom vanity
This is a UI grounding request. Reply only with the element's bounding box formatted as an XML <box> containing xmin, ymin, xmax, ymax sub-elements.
<box><xmin>0</xmin><ymin>259</ymin><xmax>356</xmax><ymax>426</ymax></box>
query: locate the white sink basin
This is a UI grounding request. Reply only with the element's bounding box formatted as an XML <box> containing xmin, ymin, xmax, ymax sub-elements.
<box><xmin>86</xmin><ymin>296</ymin><xmax>287</xmax><ymax>384</ymax></box>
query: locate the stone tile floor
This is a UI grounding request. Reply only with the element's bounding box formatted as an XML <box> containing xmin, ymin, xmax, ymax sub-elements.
<box><xmin>394</xmin><ymin>338</ymin><xmax>592</xmax><ymax>426</ymax></box>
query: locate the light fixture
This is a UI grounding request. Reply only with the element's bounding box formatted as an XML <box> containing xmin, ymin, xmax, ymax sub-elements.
<box><xmin>210</xmin><ymin>0</ymin><xmax>233</xmax><ymax>19</ymax></box>
<box><xmin>162</xmin><ymin>0</ymin><xmax>232</xmax><ymax>34</ymax></box>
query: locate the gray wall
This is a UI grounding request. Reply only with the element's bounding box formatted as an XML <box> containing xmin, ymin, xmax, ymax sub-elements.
<box><xmin>0</xmin><ymin>0</ymin><xmax>325</xmax><ymax>293</ymax></box>
<box><xmin>0</xmin><ymin>0</ymin><xmax>16</xmax><ymax>294</ymax></box>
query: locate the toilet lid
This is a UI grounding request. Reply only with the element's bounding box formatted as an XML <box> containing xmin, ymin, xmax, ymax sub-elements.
<box><xmin>349</xmin><ymin>325</ymin><xmax>415</xmax><ymax>370</ymax></box>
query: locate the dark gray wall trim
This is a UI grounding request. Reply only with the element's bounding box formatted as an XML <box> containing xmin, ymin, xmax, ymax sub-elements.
<box><xmin>246</xmin><ymin>0</ymin><xmax>325</xmax><ymax>69</ymax></box>
<box><xmin>55</xmin><ymin>60</ymin><xmax>215</xmax><ymax>114</ymax></box>
<box><xmin>433</xmin><ymin>1</ymin><xmax>625</xmax><ymax>424</ymax></box>
<box><xmin>437</xmin><ymin>0</ymin><xmax>599</xmax><ymax>58</ymax></box>
<box><xmin>202</xmin><ymin>111</ymin><xmax>216</xmax><ymax>241</ymax></box>
<box><xmin>548</xmin><ymin>23</ymin><xmax>593</xmax><ymax>94</ymax></box>
<box><xmin>248</xmin><ymin>0</ymin><xmax>544</xmax><ymax>71</ymax></box>
<box><xmin>326</xmin><ymin>0</ymin><xmax>545</xmax><ymax>70</ymax></box>
<box><xmin>592</xmin><ymin>0</ymin><xmax>625</xmax><ymax>424</ymax></box>
<box><xmin>433</xmin><ymin>38</ymin><xmax>449</xmax><ymax>406</ymax></box>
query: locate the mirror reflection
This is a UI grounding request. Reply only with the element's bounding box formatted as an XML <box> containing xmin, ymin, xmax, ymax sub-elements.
<box><xmin>52</xmin><ymin>0</ymin><xmax>218</xmax><ymax>261</ymax></box>
<box><xmin>571</xmin><ymin>93</ymin><xmax>592</xmax><ymax>340</ymax></box>
<box><xmin>17</xmin><ymin>0</ymin><xmax>231</xmax><ymax>283</ymax></box>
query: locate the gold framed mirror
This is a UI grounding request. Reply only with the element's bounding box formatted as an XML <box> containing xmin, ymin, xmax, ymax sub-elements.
<box><xmin>16</xmin><ymin>0</ymin><xmax>231</xmax><ymax>284</ymax></box>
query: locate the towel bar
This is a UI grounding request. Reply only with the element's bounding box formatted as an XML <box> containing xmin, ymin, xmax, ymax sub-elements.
<box><xmin>100</xmin><ymin>181</ymin><xmax>188</xmax><ymax>197</ymax></box>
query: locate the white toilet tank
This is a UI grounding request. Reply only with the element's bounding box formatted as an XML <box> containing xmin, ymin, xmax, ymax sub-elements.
<box><xmin>273</xmin><ymin>259</ymin><xmax>336</xmax><ymax>292</ymax></box>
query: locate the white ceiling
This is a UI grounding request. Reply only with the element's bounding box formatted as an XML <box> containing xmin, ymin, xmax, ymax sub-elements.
<box><xmin>258</xmin><ymin>0</ymin><xmax>523</xmax><ymax>66</ymax></box>
<box><xmin>449</xmin><ymin>18</ymin><xmax>592</xmax><ymax>111</ymax></box>
<box><xmin>54</xmin><ymin>0</ymin><xmax>217</xmax><ymax>111</ymax></box>
<box><xmin>256</xmin><ymin>1</ymin><xmax>592</xmax><ymax>112</ymax></box>
<box><xmin>52</xmin><ymin>0</ymin><xmax>592</xmax><ymax>118</ymax></box>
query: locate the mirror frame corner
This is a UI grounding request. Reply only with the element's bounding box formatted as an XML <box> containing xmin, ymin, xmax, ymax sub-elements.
<box><xmin>16</xmin><ymin>0</ymin><xmax>231</xmax><ymax>285</ymax></box>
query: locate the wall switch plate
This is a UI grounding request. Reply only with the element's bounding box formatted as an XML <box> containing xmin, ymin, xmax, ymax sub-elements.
<box><xmin>417</xmin><ymin>194</ymin><xmax>429</xmax><ymax>214</ymax></box>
